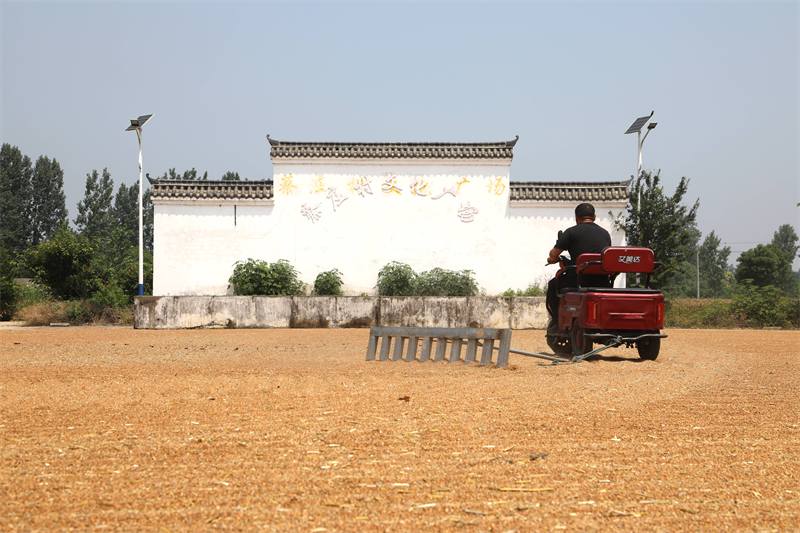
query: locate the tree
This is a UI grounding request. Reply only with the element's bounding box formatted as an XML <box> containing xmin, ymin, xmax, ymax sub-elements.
<box><xmin>1</xmin><ymin>246</ymin><xmax>19</xmax><ymax>319</ymax></box>
<box><xmin>143</xmin><ymin>188</ymin><xmax>154</xmax><ymax>253</ymax></box>
<box><xmin>19</xmin><ymin>223</ymin><xmax>97</xmax><ymax>300</ymax></box>
<box><xmin>0</xmin><ymin>144</ymin><xmax>33</xmax><ymax>253</ymax></box>
<box><xmin>221</xmin><ymin>171</ymin><xmax>241</xmax><ymax>181</ymax></box>
<box><xmin>29</xmin><ymin>156</ymin><xmax>68</xmax><ymax>245</ymax></box>
<box><xmin>111</xmin><ymin>182</ymin><xmax>154</xmax><ymax>253</ymax></box>
<box><xmin>698</xmin><ymin>230</ymin><xmax>732</xmax><ymax>298</ymax></box>
<box><xmin>612</xmin><ymin>170</ymin><xmax>700</xmax><ymax>287</ymax></box>
<box><xmin>771</xmin><ymin>224</ymin><xmax>799</xmax><ymax>262</ymax></box>
<box><xmin>94</xmin><ymin>227</ymin><xmax>153</xmax><ymax>299</ymax></box>
<box><xmin>112</xmin><ymin>183</ymin><xmax>138</xmax><ymax>247</ymax></box>
<box><xmin>735</xmin><ymin>243</ymin><xmax>793</xmax><ymax>290</ymax></box>
<box><xmin>159</xmin><ymin>167</ymin><xmax>207</xmax><ymax>180</ymax></box>
<box><xmin>74</xmin><ymin>168</ymin><xmax>114</xmax><ymax>241</ymax></box>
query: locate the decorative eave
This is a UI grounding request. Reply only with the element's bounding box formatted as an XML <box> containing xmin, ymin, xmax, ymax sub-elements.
<box><xmin>267</xmin><ymin>135</ymin><xmax>518</xmax><ymax>160</ymax></box>
<box><xmin>509</xmin><ymin>180</ymin><xmax>631</xmax><ymax>203</ymax></box>
<box><xmin>149</xmin><ymin>179</ymin><xmax>274</xmax><ymax>203</ymax></box>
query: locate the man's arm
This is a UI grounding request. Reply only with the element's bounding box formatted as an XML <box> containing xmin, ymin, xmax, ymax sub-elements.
<box><xmin>547</xmin><ymin>247</ymin><xmax>564</xmax><ymax>264</ymax></box>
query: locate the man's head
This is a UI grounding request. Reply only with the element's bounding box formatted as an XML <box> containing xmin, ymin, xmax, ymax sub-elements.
<box><xmin>575</xmin><ymin>203</ymin><xmax>596</xmax><ymax>223</ymax></box>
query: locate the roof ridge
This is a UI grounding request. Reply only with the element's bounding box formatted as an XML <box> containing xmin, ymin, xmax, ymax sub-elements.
<box><xmin>266</xmin><ymin>135</ymin><xmax>518</xmax><ymax>159</ymax></box>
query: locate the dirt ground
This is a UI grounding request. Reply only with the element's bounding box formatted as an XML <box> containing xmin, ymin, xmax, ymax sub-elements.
<box><xmin>1</xmin><ymin>326</ymin><xmax>798</xmax><ymax>533</ymax></box>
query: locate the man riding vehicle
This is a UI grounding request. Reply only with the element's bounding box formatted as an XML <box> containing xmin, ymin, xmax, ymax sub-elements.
<box><xmin>545</xmin><ymin>203</ymin><xmax>611</xmax><ymax>332</ymax></box>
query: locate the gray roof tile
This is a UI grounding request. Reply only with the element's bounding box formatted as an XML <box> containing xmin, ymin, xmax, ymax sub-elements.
<box><xmin>267</xmin><ymin>135</ymin><xmax>518</xmax><ymax>160</ymax></box>
<box><xmin>148</xmin><ymin>178</ymin><xmax>629</xmax><ymax>203</ymax></box>
<box><xmin>509</xmin><ymin>180</ymin><xmax>631</xmax><ymax>202</ymax></box>
<box><xmin>149</xmin><ymin>180</ymin><xmax>274</xmax><ymax>200</ymax></box>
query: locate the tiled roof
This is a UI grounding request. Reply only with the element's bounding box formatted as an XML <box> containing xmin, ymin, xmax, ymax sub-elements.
<box><xmin>510</xmin><ymin>180</ymin><xmax>631</xmax><ymax>202</ymax></box>
<box><xmin>267</xmin><ymin>135</ymin><xmax>518</xmax><ymax>160</ymax></box>
<box><xmin>149</xmin><ymin>179</ymin><xmax>274</xmax><ymax>200</ymax></box>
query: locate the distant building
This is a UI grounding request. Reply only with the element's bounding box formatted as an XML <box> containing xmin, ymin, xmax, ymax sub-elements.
<box><xmin>150</xmin><ymin>136</ymin><xmax>629</xmax><ymax>296</ymax></box>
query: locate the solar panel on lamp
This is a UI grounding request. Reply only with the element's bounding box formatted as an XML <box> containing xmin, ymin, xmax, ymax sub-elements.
<box><xmin>625</xmin><ymin>111</ymin><xmax>653</xmax><ymax>134</ymax></box>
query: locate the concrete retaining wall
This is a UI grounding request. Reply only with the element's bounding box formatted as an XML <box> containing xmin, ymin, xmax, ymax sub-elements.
<box><xmin>134</xmin><ymin>296</ymin><xmax>548</xmax><ymax>330</ymax></box>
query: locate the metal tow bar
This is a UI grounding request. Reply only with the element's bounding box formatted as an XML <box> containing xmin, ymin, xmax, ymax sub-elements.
<box><xmin>486</xmin><ymin>336</ymin><xmax>625</xmax><ymax>366</ymax></box>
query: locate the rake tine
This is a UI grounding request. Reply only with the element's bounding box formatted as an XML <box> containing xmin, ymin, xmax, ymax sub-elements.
<box><xmin>448</xmin><ymin>338</ymin><xmax>463</xmax><ymax>363</ymax></box>
<box><xmin>405</xmin><ymin>336</ymin><xmax>418</xmax><ymax>362</ymax></box>
<box><xmin>434</xmin><ymin>338</ymin><xmax>447</xmax><ymax>362</ymax></box>
<box><xmin>419</xmin><ymin>337</ymin><xmax>432</xmax><ymax>362</ymax></box>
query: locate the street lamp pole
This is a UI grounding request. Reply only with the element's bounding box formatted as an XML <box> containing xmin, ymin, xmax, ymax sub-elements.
<box><xmin>125</xmin><ymin>114</ymin><xmax>154</xmax><ymax>297</ymax></box>
<box><xmin>636</xmin><ymin>121</ymin><xmax>657</xmax><ymax>208</ymax></box>
<box><xmin>625</xmin><ymin>112</ymin><xmax>657</xmax><ymax>286</ymax></box>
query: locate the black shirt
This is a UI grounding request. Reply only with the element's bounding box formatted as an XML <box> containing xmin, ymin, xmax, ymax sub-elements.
<box><xmin>554</xmin><ymin>222</ymin><xmax>611</xmax><ymax>264</ymax></box>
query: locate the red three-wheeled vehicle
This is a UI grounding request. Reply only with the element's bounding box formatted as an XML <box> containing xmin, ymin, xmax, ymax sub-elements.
<box><xmin>546</xmin><ymin>246</ymin><xmax>667</xmax><ymax>360</ymax></box>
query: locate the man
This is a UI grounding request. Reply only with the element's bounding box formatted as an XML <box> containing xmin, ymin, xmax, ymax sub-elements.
<box><xmin>545</xmin><ymin>203</ymin><xmax>612</xmax><ymax>331</ymax></box>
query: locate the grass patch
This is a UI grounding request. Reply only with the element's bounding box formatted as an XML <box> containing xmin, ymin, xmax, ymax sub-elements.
<box><xmin>14</xmin><ymin>300</ymin><xmax>134</xmax><ymax>326</ymax></box>
<box><xmin>665</xmin><ymin>297</ymin><xmax>799</xmax><ymax>329</ymax></box>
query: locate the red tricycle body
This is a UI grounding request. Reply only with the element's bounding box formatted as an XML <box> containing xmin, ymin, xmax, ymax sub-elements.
<box><xmin>547</xmin><ymin>246</ymin><xmax>666</xmax><ymax>360</ymax></box>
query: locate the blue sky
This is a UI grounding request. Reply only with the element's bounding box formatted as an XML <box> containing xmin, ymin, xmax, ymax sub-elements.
<box><xmin>3</xmin><ymin>1</ymin><xmax>798</xmax><ymax>267</ymax></box>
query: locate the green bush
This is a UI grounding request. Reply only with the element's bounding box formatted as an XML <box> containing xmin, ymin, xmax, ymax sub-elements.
<box><xmin>16</xmin><ymin>283</ymin><xmax>49</xmax><ymax>306</ymax></box>
<box><xmin>376</xmin><ymin>262</ymin><xmax>480</xmax><ymax>297</ymax></box>
<box><xmin>1</xmin><ymin>247</ymin><xmax>16</xmax><ymax>320</ymax></box>
<box><xmin>18</xmin><ymin>225</ymin><xmax>97</xmax><ymax>300</ymax></box>
<box><xmin>312</xmin><ymin>269</ymin><xmax>344</xmax><ymax>296</ymax></box>
<box><xmin>228</xmin><ymin>259</ymin><xmax>305</xmax><ymax>296</ymax></box>
<box><xmin>413</xmin><ymin>267</ymin><xmax>479</xmax><ymax>297</ymax></box>
<box><xmin>664</xmin><ymin>298</ymin><xmax>743</xmax><ymax>329</ymax></box>
<box><xmin>65</xmin><ymin>301</ymin><xmax>92</xmax><ymax>323</ymax></box>
<box><xmin>376</xmin><ymin>262</ymin><xmax>416</xmax><ymax>296</ymax></box>
<box><xmin>91</xmin><ymin>283</ymin><xmax>131</xmax><ymax>309</ymax></box>
<box><xmin>501</xmin><ymin>283</ymin><xmax>545</xmax><ymax>297</ymax></box>
<box><xmin>731</xmin><ymin>282</ymin><xmax>800</xmax><ymax>328</ymax></box>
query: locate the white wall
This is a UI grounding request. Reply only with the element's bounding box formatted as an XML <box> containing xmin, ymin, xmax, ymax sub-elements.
<box><xmin>153</xmin><ymin>158</ymin><xmax>627</xmax><ymax>296</ymax></box>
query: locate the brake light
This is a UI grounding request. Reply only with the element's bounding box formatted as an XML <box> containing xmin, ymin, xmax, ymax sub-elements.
<box><xmin>587</xmin><ymin>300</ymin><xmax>598</xmax><ymax>325</ymax></box>
<box><xmin>656</xmin><ymin>301</ymin><xmax>664</xmax><ymax>327</ymax></box>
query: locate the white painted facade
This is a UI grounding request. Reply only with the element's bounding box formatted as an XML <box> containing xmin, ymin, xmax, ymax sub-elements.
<box><xmin>152</xmin><ymin>155</ymin><xmax>628</xmax><ymax>296</ymax></box>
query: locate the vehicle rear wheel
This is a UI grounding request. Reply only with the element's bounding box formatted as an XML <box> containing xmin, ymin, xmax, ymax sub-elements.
<box><xmin>570</xmin><ymin>324</ymin><xmax>593</xmax><ymax>357</ymax></box>
<box><xmin>636</xmin><ymin>337</ymin><xmax>661</xmax><ymax>360</ymax></box>
<box><xmin>546</xmin><ymin>334</ymin><xmax>572</xmax><ymax>355</ymax></box>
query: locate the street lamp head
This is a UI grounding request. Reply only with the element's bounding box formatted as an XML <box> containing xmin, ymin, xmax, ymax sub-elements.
<box><xmin>647</xmin><ymin>122</ymin><xmax>657</xmax><ymax>130</ymax></box>
<box><xmin>125</xmin><ymin>114</ymin><xmax>154</xmax><ymax>132</ymax></box>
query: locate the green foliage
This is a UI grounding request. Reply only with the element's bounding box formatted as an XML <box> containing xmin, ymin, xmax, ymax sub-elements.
<box><xmin>91</xmin><ymin>283</ymin><xmax>130</xmax><ymax>309</ymax></box>
<box><xmin>30</xmin><ymin>155</ymin><xmax>68</xmax><ymax>246</ymax></box>
<box><xmin>19</xmin><ymin>224</ymin><xmax>97</xmax><ymax>300</ymax></box>
<box><xmin>12</xmin><ymin>283</ymin><xmax>49</xmax><ymax>311</ymax></box>
<box><xmin>221</xmin><ymin>171</ymin><xmax>242</xmax><ymax>181</ymax></box>
<box><xmin>228</xmin><ymin>259</ymin><xmax>305</xmax><ymax>296</ymax></box>
<box><xmin>376</xmin><ymin>262</ymin><xmax>480</xmax><ymax>297</ymax></box>
<box><xmin>772</xmin><ymin>224</ymin><xmax>799</xmax><ymax>261</ymax></box>
<box><xmin>731</xmin><ymin>282</ymin><xmax>800</xmax><ymax>328</ymax></box>
<box><xmin>159</xmin><ymin>168</ymin><xmax>208</xmax><ymax>180</ymax></box>
<box><xmin>65</xmin><ymin>300</ymin><xmax>92</xmax><ymax>323</ymax></box>
<box><xmin>413</xmin><ymin>268</ymin><xmax>479</xmax><ymax>297</ymax></box>
<box><xmin>1</xmin><ymin>247</ymin><xmax>19</xmax><ymax>320</ymax></box>
<box><xmin>663</xmin><ymin>298</ymin><xmax>742</xmax><ymax>329</ymax></box>
<box><xmin>376</xmin><ymin>262</ymin><xmax>416</xmax><ymax>296</ymax></box>
<box><xmin>736</xmin><ymin>243</ymin><xmax>792</xmax><ymax>288</ymax></box>
<box><xmin>698</xmin><ymin>230</ymin><xmax>733</xmax><ymax>297</ymax></box>
<box><xmin>612</xmin><ymin>170</ymin><xmax>699</xmax><ymax>287</ymax></box>
<box><xmin>112</xmin><ymin>183</ymin><xmax>139</xmax><ymax>248</ymax></box>
<box><xmin>74</xmin><ymin>168</ymin><xmax>114</xmax><ymax>241</ymax></box>
<box><xmin>95</xmin><ymin>227</ymin><xmax>153</xmax><ymax>301</ymax></box>
<box><xmin>0</xmin><ymin>145</ymin><xmax>68</xmax><ymax>252</ymax></box>
<box><xmin>502</xmin><ymin>283</ymin><xmax>545</xmax><ymax>297</ymax></box>
<box><xmin>312</xmin><ymin>269</ymin><xmax>344</xmax><ymax>296</ymax></box>
<box><xmin>0</xmin><ymin>144</ymin><xmax>33</xmax><ymax>253</ymax></box>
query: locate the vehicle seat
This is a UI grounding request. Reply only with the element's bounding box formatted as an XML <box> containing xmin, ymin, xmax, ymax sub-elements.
<box><xmin>576</xmin><ymin>253</ymin><xmax>612</xmax><ymax>288</ymax></box>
